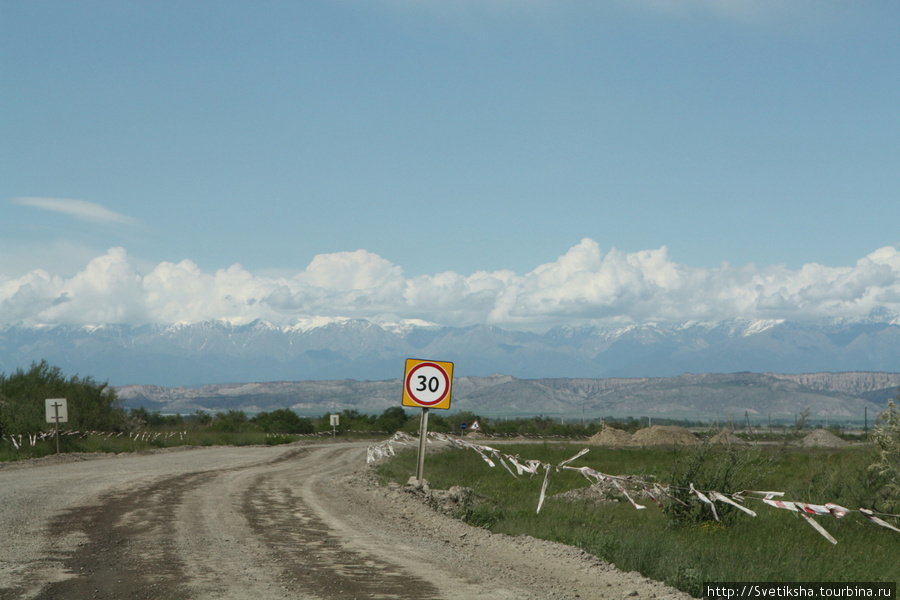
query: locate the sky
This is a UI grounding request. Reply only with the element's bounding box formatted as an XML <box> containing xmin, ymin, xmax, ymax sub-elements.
<box><xmin>1</xmin><ymin>0</ymin><xmax>899</xmax><ymax>332</ymax></box>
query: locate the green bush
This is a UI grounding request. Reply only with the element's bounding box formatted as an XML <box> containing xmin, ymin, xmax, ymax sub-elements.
<box><xmin>208</xmin><ymin>409</ymin><xmax>250</xmax><ymax>432</ymax></box>
<box><xmin>0</xmin><ymin>360</ymin><xmax>125</xmax><ymax>436</ymax></box>
<box><xmin>252</xmin><ymin>408</ymin><xmax>314</xmax><ymax>434</ymax></box>
<box><xmin>869</xmin><ymin>395</ymin><xmax>900</xmax><ymax>513</ymax></box>
<box><xmin>664</xmin><ymin>442</ymin><xmax>776</xmax><ymax>526</ymax></box>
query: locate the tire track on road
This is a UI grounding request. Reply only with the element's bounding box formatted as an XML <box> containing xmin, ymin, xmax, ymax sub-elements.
<box><xmin>240</xmin><ymin>463</ymin><xmax>441</xmax><ymax>599</ymax></box>
<box><xmin>17</xmin><ymin>445</ymin><xmax>440</xmax><ymax>600</ymax></box>
<box><xmin>33</xmin><ymin>470</ymin><xmax>212</xmax><ymax>600</ymax></box>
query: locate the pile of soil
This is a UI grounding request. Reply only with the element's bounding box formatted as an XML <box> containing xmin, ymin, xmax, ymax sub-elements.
<box><xmin>709</xmin><ymin>428</ymin><xmax>747</xmax><ymax>445</ymax></box>
<box><xmin>554</xmin><ymin>481</ymin><xmax>623</xmax><ymax>505</ymax></box>
<box><xmin>400</xmin><ymin>479</ymin><xmax>485</xmax><ymax>516</ymax></box>
<box><xmin>587</xmin><ymin>425</ymin><xmax>636</xmax><ymax>447</ymax></box>
<box><xmin>632</xmin><ymin>425</ymin><xmax>699</xmax><ymax>446</ymax></box>
<box><xmin>797</xmin><ymin>429</ymin><xmax>849</xmax><ymax>448</ymax></box>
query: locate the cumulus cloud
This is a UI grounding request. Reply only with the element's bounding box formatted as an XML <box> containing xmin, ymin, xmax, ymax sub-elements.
<box><xmin>12</xmin><ymin>197</ymin><xmax>135</xmax><ymax>225</ymax></box>
<box><xmin>2</xmin><ymin>240</ymin><xmax>900</xmax><ymax>330</ymax></box>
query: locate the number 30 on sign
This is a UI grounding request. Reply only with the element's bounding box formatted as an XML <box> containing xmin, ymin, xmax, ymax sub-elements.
<box><xmin>402</xmin><ymin>359</ymin><xmax>454</xmax><ymax>410</ymax></box>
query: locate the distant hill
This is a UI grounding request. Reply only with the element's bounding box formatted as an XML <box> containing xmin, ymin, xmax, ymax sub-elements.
<box><xmin>116</xmin><ymin>371</ymin><xmax>900</xmax><ymax>423</ymax></box>
<box><xmin>2</xmin><ymin>316</ymin><xmax>900</xmax><ymax>387</ymax></box>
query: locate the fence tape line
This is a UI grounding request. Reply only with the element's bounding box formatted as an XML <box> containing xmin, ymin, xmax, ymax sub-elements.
<box><xmin>558</xmin><ymin>448</ymin><xmax>590</xmax><ymax>468</ymax></box>
<box><xmin>859</xmin><ymin>508</ymin><xmax>900</xmax><ymax>533</ymax></box>
<box><xmin>690</xmin><ymin>483</ymin><xmax>719</xmax><ymax>521</ymax></box>
<box><xmin>614</xmin><ymin>477</ymin><xmax>647</xmax><ymax>510</ymax></box>
<box><xmin>366</xmin><ymin>431</ymin><xmax>417</xmax><ymax>464</ymax></box>
<box><xmin>506</xmin><ymin>455</ymin><xmax>533</xmax><ymax>476</ymax></box>
<box><xmin>642</xmin><ymin>485</ymin><xmax>665</xmax><ymax>509</ymax></box>
<box><xmin>709</xmin><ymin>491</ymin><xmax>757</xmax><ymax>517</ymax></box>
<box><xmin>496</xmin><ymin>454</ymin><xmax>519</xmax><ymax>479</ymax></box>
<box><xmin>798</xmin><ymin>511</ymin><xmax>838</xmax><ymax>545</ymax></box>
<box><xmin>536</xmin><ymin>463</ymin><xmax>552</xmax><ymax>514</ymax></box>
<box><xmin>420</xmin><ymin>437</ymin><xmax>894</xmax><ymax>529</ymax></box>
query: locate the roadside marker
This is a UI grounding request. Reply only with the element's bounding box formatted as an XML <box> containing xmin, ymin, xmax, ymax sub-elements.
<box><xmin>401</xmin><ymin>359</ymin><xmax>454</xmax><ymax>486</ymax></box>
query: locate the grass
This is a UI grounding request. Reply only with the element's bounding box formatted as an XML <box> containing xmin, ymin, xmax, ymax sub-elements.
<box><xmin>378</xmin><ymin>441</ymin><xmax>900</xmax><ymax>596</ymax></box>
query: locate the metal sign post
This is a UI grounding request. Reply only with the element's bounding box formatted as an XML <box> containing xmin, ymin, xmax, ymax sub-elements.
<box><xmin>45</xmin><ymin>398</ymin><xmax>68</xmax><ymax>454</ymax></box>
<box><xmin>416</xmin><ymin>408</ymin><xmax>430</xmax><ymax>483</ymax></box>
<box><xmin>401</xmin><ymin>358</ymin><xmax>454</xmax><ymax>486</ymax></box>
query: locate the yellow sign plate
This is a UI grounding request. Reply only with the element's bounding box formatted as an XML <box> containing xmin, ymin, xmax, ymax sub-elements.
<box><xmin>401</xmin><ymin>358</ymin><xmax>454</xmax><ymax>410</ymax></box>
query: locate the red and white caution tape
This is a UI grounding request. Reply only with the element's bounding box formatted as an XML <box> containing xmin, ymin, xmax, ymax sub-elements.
<box><xmin>690</xmin><ymin>483</ymin><xmax>719</xmax><ymax>521</ymax></box>
<box><xmin>709</xmin><ymin>491</ymin><xmax>756</xmax><ymax>517</ymax></box>
<box><xmin>860</xmin><ymin>508</ymin><xmax>900</xmax><ymax>533</ymax></box>
<box><xmin>366</xmin><ymin>431</ymin><xmax>417</xmax><ymax>464</ymax></box>
<box><xmin>536</xmin><ymin>463</ymin><xmax>552</xmax><ymax>514</ymax></box>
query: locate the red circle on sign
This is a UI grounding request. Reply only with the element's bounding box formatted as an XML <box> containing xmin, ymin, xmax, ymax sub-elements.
<box><xmin>405</xmin><ymin>362</ymin><xmax>451</xmax><ymax>406</ymax></box>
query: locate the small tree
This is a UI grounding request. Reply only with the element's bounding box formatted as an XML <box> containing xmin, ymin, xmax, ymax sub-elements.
<box><xmin>209</xmin><ymin>410</ymin><xmax>250</xmax><ymax>432</ymax></box>
<box><xmin>869</xmin><ymin>392</ymin><xmax>900</xmax><ymax>513</ymax></box>
<box><xmin>375</xmin><ymin>406</ymin><xmax>411</xmax><ymax>433</ymax></box>
<box><xmin>252</xmin><ymin>408</ymin><xmax>313</xmax><ymax>434</ymax></box>
<box><xmin>0</xmin><ymin>360</ymin><xmax>124</xmax><ymax>435</ymax></box>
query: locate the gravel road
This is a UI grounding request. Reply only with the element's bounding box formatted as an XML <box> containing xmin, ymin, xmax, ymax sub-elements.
<box><xmin>0</xmin><ymin>442</ymin><xmax>691</xmax><ymax>600</ymax></box>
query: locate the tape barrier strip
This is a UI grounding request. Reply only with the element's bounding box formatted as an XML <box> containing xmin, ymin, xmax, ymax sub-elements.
<box><xmin>614</xmin><ymin>478</ymin><xmax>647</xmax><ymax>510</ymax></box>
<box><xmin>860</xmin><ymin>508</ymin><xmax>900</xmax><ymax>533</ymax></box>
<box><xmin>643</xmin><ymin>485</ymin><xmax>665</xmax><ymax>509</ymax></box>
<box><xmin>709</xmin><ymin>491</ymin><xmax>757</xmax><ymax>517</ymax></box>
<box><xmin>366</xmin><ymin>431</ymin><xmax>417</xmax><ymax>464</ymax></box>
<box><xmin>798</xmin><ymin>511</ymin><xmax>838</xmax><ymax>545</ymax></box>
<box><xmin>536</xmin><ymin>463</ymin><xmax>552</xmax><ymax>514</ymax></box>
<box><xmin>558</xmin><ymin>448</ymin><xmax>590</xmax><ymax>468</ymax></box>
<box><xmin>382</xmin><ymin>435</ymin><xmax>900</xmax><ymax>543</ymax></box>
<box><xmin>691</xmin><ymin>483</ymin><xmax>719</xmax><ymax>521</ymax></box>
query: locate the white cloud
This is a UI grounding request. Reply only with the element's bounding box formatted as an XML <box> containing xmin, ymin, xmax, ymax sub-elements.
<box><xmin>301</xmin><ymin>249</ymin><xmax>404</xmax><ymax>291</ymax></box>
<box><xmin>12</xmin><ymin>197</ymin><xmax>136</xmax><ymax>225</ymax></box>
<box><xmin>2</xmin><ymin>240</ymin><xmax>900</xmax><ymax>330</ymax></box>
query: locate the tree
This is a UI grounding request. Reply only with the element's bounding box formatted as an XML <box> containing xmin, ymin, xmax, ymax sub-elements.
<box><xmin>252</xmin><ymin>409</ymin><xmax>313</xmax><ymax>434</ymax></box>
<box><xmin>0</xmin><ymin>360</ymin><xmax>124</xmax><ymax>435</ymax></box>
<box><xmin>375</xmin><ymin>406</ymin><xmax>411</xmax><ymax>433</ymax></box>
<box><xmin>869</xmin><ymin>392</ymin><xmax>900</xmax><ymax>513</ymax></box>
<box><xmin>209</xmin><ymin>410</ymin><xmax>249</xmax><ymax>432</ymax></box>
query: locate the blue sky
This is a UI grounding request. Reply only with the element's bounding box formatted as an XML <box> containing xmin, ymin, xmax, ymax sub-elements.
<box><xmin>2</xmin><ymin>1</ymin><xmax>899</xmax><ymax>331</ymax></box>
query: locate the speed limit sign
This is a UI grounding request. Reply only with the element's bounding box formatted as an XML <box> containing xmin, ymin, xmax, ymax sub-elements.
<box><xmin>402</xmin><ymin>358</ymin><xmax>453</xmax><ymax>410</ymax></box>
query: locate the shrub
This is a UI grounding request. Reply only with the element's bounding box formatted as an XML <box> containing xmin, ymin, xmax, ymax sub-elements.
<box><xmin>869</xmin><ymin>395</ymin><xmax>900</xmax><ymax>513</ymax></box>
<box><xmin>0</xmin><ymin>360</ymin><xmax>124</xmax><ymax>435</ymax></box>
<box><xmin>252</xmin><ymin>408</ymin><xmax>314</xmax><ymax>434</ymax></box>
<box><xmin>664</xmin><ymin>442</ymin><xmax>775</xmax><ymax>526</ymax></box>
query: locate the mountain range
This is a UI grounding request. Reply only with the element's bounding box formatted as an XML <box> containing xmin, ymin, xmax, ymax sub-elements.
<box><xmin>3</xmin><ymin>316</ymin><xmax>900</xmax><ymax>387</ymax></box>
<box><xmin>4</xmin><ymin>316</ymin><xmax>900</xmax><ymax>420</ymax></box>
<box><xmin>115</xmin><ymin>371</ymin><xmax>900</xmax><ymax>423</ymax></box>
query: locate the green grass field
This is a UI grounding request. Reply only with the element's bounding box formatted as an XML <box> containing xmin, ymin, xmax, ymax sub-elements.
<box><xmin>378</xmin><ymin>441</ymin><xmax>900</xmax><ymax>596</ymax></box>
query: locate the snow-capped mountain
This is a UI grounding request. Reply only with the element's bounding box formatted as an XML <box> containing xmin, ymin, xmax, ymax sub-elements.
<box><xmin>2</xmin><ymin>316</ymin><xmax>900</xmax><ymax>387</ymax></box>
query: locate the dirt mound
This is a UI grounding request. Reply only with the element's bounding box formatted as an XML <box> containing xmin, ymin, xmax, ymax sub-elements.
<box><xmin>587</xmin><ymin>425</ymin><xmax>636</xmax><ymax>447</ymax></box>
<box><xmin>554</xmin><ymin>481</ymin><xmax>624</xmax><ymax>505</ymax></box>
<box><xmin>797</xmin><ymin>429</ymin><xmax>849</xmax><ymax>448</ymax></box>
<box><xmin>709</xmin><ymin>428</ymin><xmax>747</xmax><ymax>445</ymax></box>
<box><xmin>632</xmin><ymin>426</ymin><xmax>699</xmax><ymax>446</ymax></box>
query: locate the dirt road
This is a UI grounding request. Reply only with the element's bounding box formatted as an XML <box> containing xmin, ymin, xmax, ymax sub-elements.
<box><xmin>0</xmin><ymin>442</ymin><xmax>690</xmax><ymax>600</ymax></box>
